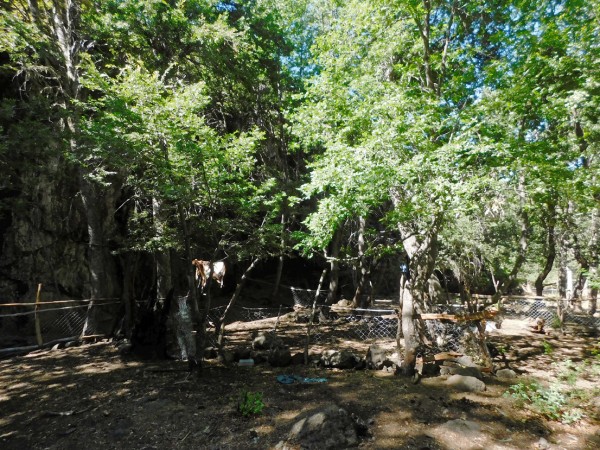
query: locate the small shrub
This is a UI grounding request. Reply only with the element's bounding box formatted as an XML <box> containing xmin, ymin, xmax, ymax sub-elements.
<box><xmin>553</xmin><ymin>359</ymin><xmax>579</xmax><ymax>386</ymax></box>
<box><xmin>541</xmin><ymin>340</ymin><xmax>553</xmax><ymax>355</ymax></box>
<box><xmin>238</xmin><ymin>390</ymin><xmax>265</xmax><ymax>417</ymax></box>
<box><xmin>504</xmin><ymin>380</ymin><xmax>583</xmax><ymax>424</ymax></box>
<box><xmin>550</xmin><ymin>314</ymin><xmax>562</xmax><ymax>330</ymax></box>
<box><xmin>496</xmin><ymin>344</ymin><xmax>508</xmax><ymax>355</ymax></box>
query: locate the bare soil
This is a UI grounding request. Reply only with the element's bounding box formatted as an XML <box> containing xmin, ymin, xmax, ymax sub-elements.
<box><xmin>1</xmin><ymin>318</ymin><xmax>599</xmax><ymax>450</ymax></box>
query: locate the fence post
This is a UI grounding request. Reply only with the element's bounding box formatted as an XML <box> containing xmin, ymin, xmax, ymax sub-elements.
<box><xmin>35</xmin><ymin>283</ymin><xmax>43</xmax><ymax>346</ymax></box>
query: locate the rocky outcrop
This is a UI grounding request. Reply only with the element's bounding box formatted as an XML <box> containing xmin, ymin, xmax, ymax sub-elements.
<box><xmin>282</xmin><ymin>404</ymin><xmax>368</xmax><ymax>449</ymax></box>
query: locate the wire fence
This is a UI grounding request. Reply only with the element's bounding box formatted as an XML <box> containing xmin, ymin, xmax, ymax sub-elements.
<box><xmin>0</xmin><ymin>299</ymin><xmax>120</xmax><ymax>355</ymax></box>
<box><xmin>501</xmin><ymin>297</ymin><xmax>600</xmax><ymax>329</ymax></box>
<box><xmin>1</xmin><ymin>291</ymin><xmax>598</xmax><ymax>361</ymax></box>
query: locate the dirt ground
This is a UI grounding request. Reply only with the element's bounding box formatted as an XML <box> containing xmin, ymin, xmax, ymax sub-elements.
<box><xmin>1</xmin><ymin>317</ymin><xmax>599</xmax><ymax>450</ymax></box>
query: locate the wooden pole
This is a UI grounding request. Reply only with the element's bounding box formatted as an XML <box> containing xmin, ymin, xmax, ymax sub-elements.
<box><xmin>34</xmin><ymin>283</ymin><xmax>43</xmax><ymax>346</ymax></box>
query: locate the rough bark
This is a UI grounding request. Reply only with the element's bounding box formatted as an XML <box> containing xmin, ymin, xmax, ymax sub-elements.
<box><xmin>152</xmin><ymin>197</ymin><xmax>172</xmax><ymax>306</ymax></box>
<box><xmin>327</xmin><ymin>226</ymin><xmax>342</xmax><ymax>304</ymax></box>
<box><xmin>352</xmin><ymin>217</ymin><xmax>370</xmax><ymax>308</ymax></box>
<box><xmin>392</xmin><ymin>192</ymin><xmax>440</xmax><ymax>376</ymax></box>
<box><xmin>535</xmin><ymin>203</ymin><xmax>556</xmax><ymax>297</ymax></box>
<box><xmin>272</xmin><ymin>212</ymin><xmax>287</xmax><ymax>300</ymax></box>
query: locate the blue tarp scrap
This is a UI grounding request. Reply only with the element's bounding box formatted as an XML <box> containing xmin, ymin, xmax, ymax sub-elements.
<box><xmin>276</xmin><ymin>374</ymin><xmax>327</xmax><ymax>384</ymax></box>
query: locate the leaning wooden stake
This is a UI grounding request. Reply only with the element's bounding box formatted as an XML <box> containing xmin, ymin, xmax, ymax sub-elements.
<box><xmin>34</xmin><ymin>283</ymin><xmax>43</xmax><ymax>346</ymax></box>
<box><xmin>304</xmin><ymin>267</ymin><xmax>328</xmax><ymax>365</ymax></box>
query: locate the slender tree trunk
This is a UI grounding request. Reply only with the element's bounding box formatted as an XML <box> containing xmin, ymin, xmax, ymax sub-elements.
<box><xmin>353</xmin><ymin>216</ymin><xmax>369</xmax><ymax>307</ymax></box>
<box><xmin>588</xmin><ymin>266</ymin><xmax>598</xmax><ymax>315</ymax></box>
<box><xmin>152</xmin><ymin>197</ymin><xmax>172</xmax><ymax>307</ymax></box>
<box><xmin>558</xmin><ymin>246</ymin><xmax>568</xmax><ymax>299</ymax></box>
<box><xmin>327</xmin><ymin>226</ymin><xmax>342</xmax><ymax>304</ymax></box>
<box><xmin>217</xmin><ymin>258</ymin><xmax>260</xmax><ymax>351</ymax></box>
<box><xmin>493</xmin><ymin>174</ymin><xmax>530</xmax><ymax>302</ymax></box>
<box><xmin>305</xmin><ymin>266</ymin><xmax>328</xmax><ymax>365</ymax></box>
<box><xmin>413</xmin><ymin>0</ymin><xmax>435</xmax><ymax>92</ymax></box>
<box><xmin>192</xmin><ymin>263</ymin><xmax>214</xmax><ymax>373</ymax></box>
<box><xmin>272</xmin><ymin>212</ymin><xmax>287</xmax><ymax>300</ymax></box>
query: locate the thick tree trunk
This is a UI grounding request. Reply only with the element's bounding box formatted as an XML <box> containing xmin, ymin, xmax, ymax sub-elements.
<box><xmin>80</xmin><ymin>172</ymin><xmax>120</xmax><ymax>336</ymax></box>
<box><xmin>352</xmin><ymin>216</ymin><xmax>370</xmax><ymax>307</ymax></box>
<box><xmin>535</xmin><ymin>203</ymin><xmax>556</xmax><ymax>296</ymax></box>
<box><xmin>152</xmin><ymin>197</ymin><xmax>172</xmax><ymax>306</ymax></box>
<box><xmin>392</xmin><ymin>193</ymin><xmax>440</xmax><ymax>376</ymax></box>
<box><xmin>396</xmin><ymin>275</ymin><xmax>418</xmax><ymax>377</ymax></box>
<box><xmin>558</xmin><ymin>248</ymin><xmax>568</xmax><ymax>299</ymax></box>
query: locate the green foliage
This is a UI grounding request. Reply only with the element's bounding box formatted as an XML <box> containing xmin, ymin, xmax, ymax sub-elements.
<box><xmin>237</xmin><ymin>390</ymin><xmax>265</xmax><ymax>417</ymax></box>
<box><xmin>504</xmin><ymin>381</ymin><xmax>583</xmax><ymax>424</ymax></box>
<box><xmin>541</xmin><ymin>340</ymin><xmax>554</xmax><ymax>356</ymax></box>
<box><xmin>549</xmin><ymin>314</ymin><xmax>563</xmax><ymax>330</ymax></box>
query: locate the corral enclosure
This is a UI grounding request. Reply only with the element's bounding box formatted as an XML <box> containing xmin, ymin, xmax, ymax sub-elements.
<box><xmin>1</xmin><ymin>298</ymin><xmax>599</xmax><ymax>450</ymax></box>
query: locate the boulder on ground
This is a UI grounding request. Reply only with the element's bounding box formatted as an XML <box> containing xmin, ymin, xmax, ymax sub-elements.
<box><xmin>366</xmin><ymin>344</ymin><xmax>390</xmax><ymax>370</ymax></box>
<box><xmin>446</xmin><ymin>374</ymin><xmax>486</xmax><ymax>392</ymax></box>
<box><xmin>496</xmin><ymin>368</ymin><xmax>517</xmax><ymax>379</ymax></box>
<box><xmin>286</xmin><ymin>404</ymin><xmax>363</xmax><ymax>449</ymax></box>
<box><xmin>268</xmin><ymin>347</ymin><xmax>292</xmax><ymax>367</ymax></box>
<box><xmin>320</xmin><ymin>350</ymin><xmax>363</xmax><ymax>369</ymax></box>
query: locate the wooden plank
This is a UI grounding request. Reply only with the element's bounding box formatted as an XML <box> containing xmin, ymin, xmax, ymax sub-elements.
<box><xmin>0</xmin><ymin>300</ymin><xmax>89</xmax><ymax>307</ymax></box>
<box><xmin>419</xmin><ymin>310</ymin><xmax>498</xmax><ymax>322</ymax></box>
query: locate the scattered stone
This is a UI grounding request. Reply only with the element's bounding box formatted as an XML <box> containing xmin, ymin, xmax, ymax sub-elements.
<box><xmin>535</xmin><ymin>437</ymin><xmax>550</xmax><ymax>449</ymax></box>
<box><xmin>336</xmin><ymin>299</ymin><xmax>353</xmax><ymax>308</ymax></box>
<box><xmin>287</xmin><ymin>404</ymin><xmax>361</xmax><ymax>449</ymax></box>
<box><xmin>320</xmin><ymin>350</ymin><xmax>362</xmax><ymax>369</ymax></box>
<box><xmin>236</xmin><ymin>347</ymin><xmax>252</xmax><ymax>360</ymax></box>
<box><xmin>366</xmin><ymin>344</ymin><xmax>387</xmax><ymax>370</ymax></box>
<box><xmin>496</xmin><ymin>368</ymin><xmax>517</xmax><ymax>379</ymax></box>
<box><xmin>203</xmin><ymin>347</ymin><xmax>218</xmax><ymax>359</ymax></box>
<box><xmin>455</xmin><ymin>355</ymin><xmax>477</xmax><ymax>367</ymax></box>
<box><xmin>440</xmin><ymin>365</ymin><xmax>482</xmax><ymax>380</ymax></box>
<box><xmin>252</xmin><ymin>352</ymin><xmax>268</xmax><ymax>364</ymax></box>
<box><xmin>268</xmin><ymin>347</ymin><xmax>292</xmax><ymax>367</ymax></box>
<box><xmin>365</xmin><ymin>344</ymin><xmax>396</xmax><ymax>370</ymax></box>
<box><xmin>116</xmin><ymin>341</ymin><xmax>133</xmax><ymax>356</ymax></box>
<box><xmin>252</xmin><ymin>332</ymin><xmax>283</xmax><ymax>350</ymax></box>
<box><xmin>290</xmin><ymin>352</ymin><xmax>305</xmax><ymax>365</ymax></box>
<box><xmin>417</xmin><ymin>362</ymin><xmax>440</xmax><ymax>377</ymax></box>
<box><xmin>220</xmin><ymin>350</ymin><xmax>236</xmax><ymax>364</ymax></box>
<box><xmin>446</xmin><ymin>374</ymin><xmax>486</xmax><ymax>392</ymax></box>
